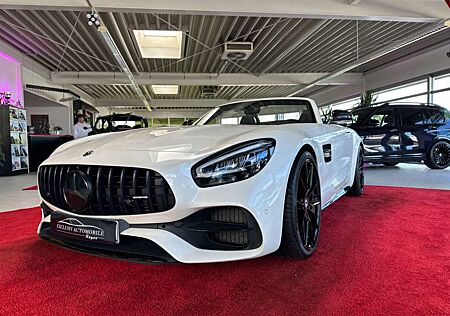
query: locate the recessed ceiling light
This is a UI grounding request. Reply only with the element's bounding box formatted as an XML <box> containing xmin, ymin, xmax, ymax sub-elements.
<box><xmin>133</xmin><ymin>30</ymin><xmax>183</xmax><ymax>59</ymax></box>
<box><xmin>151</xmin><ymin>85</ymin><xmax>179</xmax><ymax>95</ymax></box>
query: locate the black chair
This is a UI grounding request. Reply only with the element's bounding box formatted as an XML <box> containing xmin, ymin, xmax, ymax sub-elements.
<box><xmin>240</xmin><ymin>115</ymin><xmax>258</xmax><ymax>125</ymax></box>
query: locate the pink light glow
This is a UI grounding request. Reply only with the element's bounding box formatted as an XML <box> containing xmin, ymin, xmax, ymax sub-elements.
<box><xmin>0</xmin><ymin>50</ymin><xmax>23</xmax><ymax>108</ymax></box>
<box><xmin>0</xmin><ymin>50</ymin><xmax>19</xmax><ymax>64</ymax></box>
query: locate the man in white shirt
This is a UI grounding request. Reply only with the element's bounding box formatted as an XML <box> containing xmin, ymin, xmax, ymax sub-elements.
<box><xmin>73</xmin><ymin>114</ymin><xmax>92</xmax><ymax>139</ymax></box>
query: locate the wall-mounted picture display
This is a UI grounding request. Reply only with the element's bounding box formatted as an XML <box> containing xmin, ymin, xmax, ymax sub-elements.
<box><xmin>20</xmin><ymin>146</ymin><xmax>28</xmax><ymax>157</ymax></box>
<box><xmin>17</xmin><ymin>109</ymin><xmax>26</xmax><ymax>121</ymax></box>
<box><xmin>20</xmin><ymin>157</ymin><xmax>28</xmax><ymax>169</ymax></box>
<box><xmin>10</xmin><ymin>119</ymin><xmax>19</xmax><ymax>131</ymax></box>
<box><xmin>11</xmin><ymin>145</ymin><xmax>20</xmax><ymax>157</ymax></box>
<box><xmin>11</xmin><ymin>157</ymin><xmax>20</xmax><ymax>171</ymax></box>
<box><xmin>9</xmin><ymin>107</ymin><xmax>18</xmax><ymax>119</ymax></box>
<box><xmin>19</xmin><ymin>122</ymin><xmax>26</xmax><ymax>132</ymax></box>
<box><xmin>30</xmin><ymin>114</ymin><xmax>49</xmax><ymax>135</ymax></box>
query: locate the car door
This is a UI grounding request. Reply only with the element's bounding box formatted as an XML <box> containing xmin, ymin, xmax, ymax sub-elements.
<box><xmin>397</xmin><ymin>107</ymin><xmax>430</xmax><ymax>160</ymax></box>
<box><xmin>354</xmin><ymin>108</ymin><xmax>401</xmax><ymax>161</ymax></box>
<box><xmin>316</xmin><ymin>125</ymin><xmax>354</xmax><ymax>206</ymax></box>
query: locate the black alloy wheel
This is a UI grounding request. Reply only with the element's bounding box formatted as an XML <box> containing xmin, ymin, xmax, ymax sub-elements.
<box><xmin>348</xmin><ymin>148</ymin><xmax>364</xmax><ymax>196</ymax></box>
<box><xmin>280</xmin><ymin>151</ymin><xmax>321</xmax><ymax>259</ymax></box>
<box><xmin>425</xmin><ymin>141</ymin><xmax>450</xmax><ymax>169</ymax></box>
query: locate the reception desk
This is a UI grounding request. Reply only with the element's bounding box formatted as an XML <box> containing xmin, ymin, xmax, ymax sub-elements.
<box><xmin>29</xmin><ymin>134</ymin><xmax>73</xmax><ymax>171</ymax></box>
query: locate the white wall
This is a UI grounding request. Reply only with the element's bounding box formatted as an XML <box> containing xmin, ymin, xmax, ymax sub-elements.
<box><xmin>310</xmin><ymin>45</ymin><xmax>450</xmax><ymax>106</ymax></box>
<box><xmin>25</xmin><ymin>92</ymin><xmax>72</xmax><ymax>135</ymax></box>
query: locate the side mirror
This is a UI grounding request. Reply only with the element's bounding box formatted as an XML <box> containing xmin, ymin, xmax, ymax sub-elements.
<box><xmin>329</xmin><ymin>110</ymin><xmax>353</xmax><ymax>126</ymax></box>
<box><xmin>182</xmin><ymin>119</ymin><xmax>194</xmax><ymax>126</ymax></box>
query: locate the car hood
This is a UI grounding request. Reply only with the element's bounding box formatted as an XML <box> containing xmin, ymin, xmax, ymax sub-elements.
<box><xmin>53</xmin><ymin>125</ymin><xmax>278</xmax><ymax>156</ymax></box>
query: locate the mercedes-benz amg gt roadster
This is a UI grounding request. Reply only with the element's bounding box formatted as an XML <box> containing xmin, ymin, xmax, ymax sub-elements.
<box><xmin>37</xmin><ymin>97</ymin><xmax>364</xmax><ymax>263</ymax></box>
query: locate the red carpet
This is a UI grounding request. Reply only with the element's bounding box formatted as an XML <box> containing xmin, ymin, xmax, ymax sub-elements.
<box><xmin>0</xmin><ymin>186</ymin><xmax>449</xmax><ymax>315</ymax></box>
<box><xmin>22</xmin><ymin>185</ymin><xmax>38</xmax><ymax>191</ymax></box>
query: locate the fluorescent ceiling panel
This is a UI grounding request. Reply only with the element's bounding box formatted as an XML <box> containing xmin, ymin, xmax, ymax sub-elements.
<box><xmin>133</xmin><ymin>30</ymin><xmax>183</xmax><ymax>59</ymax></box>
<box><xmin>151</xmin><ymin>85</ymin><xmax>179</xmax><ymax>95</ymax></box>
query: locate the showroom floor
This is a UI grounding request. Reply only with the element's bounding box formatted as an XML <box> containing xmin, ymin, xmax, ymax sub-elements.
<box><xmin>0</xmin><ymin>163</ymin><xmax>449</xmax><ymax>212</ymax></box>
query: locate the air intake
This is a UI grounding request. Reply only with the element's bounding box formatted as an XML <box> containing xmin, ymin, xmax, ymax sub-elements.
<box><xmin>221</xmin><ymin>42</ymin><xmax>253</xmax><ymax>60</ymax></box>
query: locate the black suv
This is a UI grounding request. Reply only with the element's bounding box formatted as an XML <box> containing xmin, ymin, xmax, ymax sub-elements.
<box><xmin>90</xmin><ymin>113</ymin><xmax>149</xmax><ymax>134</ymax></box>
<box><xmin>350</xmin><ymin>103</ymin><xmax>450</xmax><ymax>169</ymax></box>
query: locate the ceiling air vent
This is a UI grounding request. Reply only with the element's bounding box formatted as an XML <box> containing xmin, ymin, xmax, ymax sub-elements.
<box><xmin>201</xmin><ymin>86</ymin><xmax>219</xmax><ymax>97</ymax></box>
<box><xmin>221</xmin><ymin>42</ymin><xmax>253</xmax><ymax>61</ymax></box>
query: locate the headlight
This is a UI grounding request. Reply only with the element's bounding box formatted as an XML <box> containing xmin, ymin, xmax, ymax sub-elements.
<box><xmin>192</xmin><ymin>139</ymin><xmax>276</xmax><ymax>187</ymax></box>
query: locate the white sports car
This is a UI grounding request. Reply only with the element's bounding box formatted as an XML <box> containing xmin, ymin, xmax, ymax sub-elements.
<box><xmin>37</xmin><ymin>97</ymin><xmax>364</xmax><ymax>263</ymax></box>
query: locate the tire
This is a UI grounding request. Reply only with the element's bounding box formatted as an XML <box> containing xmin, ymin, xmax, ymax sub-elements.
<box><xmin>382</xmin><ymin>162</ymin><xmax>398</xmax><ymax>167</ymax></box>
<box><xmin>348</xmin><ymin>147</ymin><xmax>365</xmax><ymax>196</ymax></box>
<box><xmin>280</xmin><ymin>151</ymin><xmax>321</xmax><ymax>259</ymax></box>
<box><xmin>424</xmin><ymin>140</ymin><xmax>450</xmax><ymax>169</ymax></box>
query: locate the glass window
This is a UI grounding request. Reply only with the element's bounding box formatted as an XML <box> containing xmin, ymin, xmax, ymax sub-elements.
<box><xmin>367</xmin><ymin>109</ymin><xmax>395</xmax><ymax>128</ymax></box>
<box><xmin>433</xmin><ymin>74</ymin><xmax>450</xmax><ymax>91</ymax></box>
<box><xmin>331</xmin><ymin>98</ymin><xmax>359</xmax><ymax>111</ymax></box>
<box><xmin>114</xmin><ymin>120</ymin><xmax>136</xmax><ymax>128</ymax></box>
<box><xmin>221</xmin><ymin>117</ymin><xmax>240</xmax><ymax>124</ymax></box>
<box><xmin>374</xmin><ymin>80</ymin><xmax>427</xmax><ymax>103</ymax></box>
<box><xmin>153</xmin><ymin>118</ymin><xmax>168</xmax><ymax>126</ymax></box>
<box><xmin>398</xmin><ymin>108</ymin><xmax>426</xmax><ymax>125</ymax></box>
<box><xmin>432</xmin><ymin>90</ymin><xmax>450</xmax><ymax>110</ymax></box>
<box><xmin>95</xmin><ymin>119</ymin><xmax>103</xmax><ymax>129</ymax></box>
<box><xmin>395</xmin><ymin>95</ymin><xmax>428</xmax><ymax>104</ymax></box>
<box><xmin>425</xmin><ymin>109</ymin><xmax>446</xmax><ymax>125</ymax></box>
<box><xmin>169</xmin><ymin>118</ymin><xmax>185</xmax><ymax>126</ymax></box>
<box><xmin>351</xmin><ymin>108</ymin><xmax>374</xmax><ymax>126</ymax></box>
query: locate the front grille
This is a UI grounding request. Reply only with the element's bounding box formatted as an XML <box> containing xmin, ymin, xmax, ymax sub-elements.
<box><xmin>38</xmin><ymin>165</ymin><xmax>175</xmax><ymax>216</ymax></box>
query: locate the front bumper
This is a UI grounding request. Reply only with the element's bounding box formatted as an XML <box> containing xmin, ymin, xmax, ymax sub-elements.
<box><xmin>39</xmin><ymin>221</ymin><xmax>177</xmax><ymax>264</ymax></box>
<box><xmin>39</xmin><ymin>203</ymin><xmax>264</xmax><ymax>263</ymax></box>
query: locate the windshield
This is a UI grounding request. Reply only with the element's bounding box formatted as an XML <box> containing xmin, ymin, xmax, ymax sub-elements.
<box><xmin>195</xmin><ymin>99</ymin><xmax>316</xmax><ymax>125</ymax></box>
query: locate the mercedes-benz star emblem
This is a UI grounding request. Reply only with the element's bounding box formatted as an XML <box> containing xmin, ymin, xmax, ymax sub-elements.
<box><xmin>63</xmin><ymin>170</ymin><xmax>91</xmax><ymax>211</ymax></box>
<box><xmin>83</xmin><ymin>150</ymin><xmax>94</xmax><ymax>157</ymax></box>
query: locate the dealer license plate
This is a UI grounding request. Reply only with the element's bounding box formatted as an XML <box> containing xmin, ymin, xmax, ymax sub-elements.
<box><xmin>50</xmin><ymin>212</ymin><xmax>119</xmax><ymax>244</ymax></box>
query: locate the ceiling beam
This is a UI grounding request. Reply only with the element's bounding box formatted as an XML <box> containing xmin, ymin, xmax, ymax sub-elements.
<box><xmin>96</xmin><ymin>98</ymin><xmax>228</xmax><ymax>108</ymax></box>
<box><xmin>51</xmin><ymin>72</ymin><xmax>363</xmax><ymax>86</ymax></box>
<box><xmin>0</xmin><ymin>0</ymin><xmax>447</xmax><ymax>22</ymax></box>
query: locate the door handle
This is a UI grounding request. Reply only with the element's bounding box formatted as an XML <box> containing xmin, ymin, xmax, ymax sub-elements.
<box><xmin>345</xmin><ymin>131</ymin><xmax>352</xmax><ymax>135</ymax></box>
<box><xmin>389</xmin><ymin>129</ymin><xmax>398</xmax><ymax>133</ymax></box>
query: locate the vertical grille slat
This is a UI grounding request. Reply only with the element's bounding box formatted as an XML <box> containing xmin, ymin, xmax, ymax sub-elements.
<box><xmin>132</xmin><ymin>169</ymin><xmax>142</xmax><ymax>214</ymax></box>
<box><xmin>38</xmin><ymin>165</ymin><xmax>175</xmax><ymax>216</ymax></box>
<box><xmin>146</xmin><ymin>171</ymin><xmax>155</xmax><ymax>213</ymax></box>
<box><xmin>38</xmin><ymin>166</ymin><xmax>45</xmax><ymax>196</ymax></box>
<box><xmin>96</xmin><ymin>167</ymin><xmax>105</xmax><ymax>215</ymax></box>
<box><xmin>107</xmin><ymin>167</ymin><xmax>117</xmax><ymax>215</ymax></box>
<box><xmin>44</xmin><ymin>166</ymin><xmax>52</xmax><ymax>203</ymax></box>
<box><xmin>56</xmin><ymin>166</ymin><xmax>65</xmax><ymax>206</ymax></box>
<box><xmin>160</xmin><ymin>175</ymin><xmax>168</xmax><ymax>211</ymax></box>
<box><xmin>50</xmin><ymin>166</ymin><xmax>58</xmax><ymax>205</ymax></box>
<box><xmin>119</xmin><ymin>168</ymin><xmax>129</xmax><ymax>215</ymax></box>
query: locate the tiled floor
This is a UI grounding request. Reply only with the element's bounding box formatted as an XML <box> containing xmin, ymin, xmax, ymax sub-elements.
<box><xmin>0</xmin><ymin>163</ymin><xmax>449</xmax><ymax>212</ymax></box>
<box><xmin>0</xmin><ymin>172</ymin><xmax>40</xmax><ymax>212</ymax></box>
<box><xmin>365</xmin><ymin>163</ymin><xmax>450</xmax><ymax>190</ymax></box>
